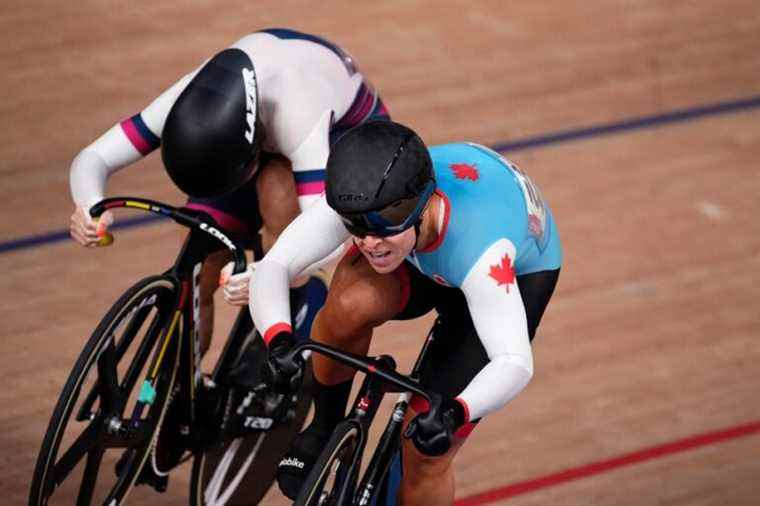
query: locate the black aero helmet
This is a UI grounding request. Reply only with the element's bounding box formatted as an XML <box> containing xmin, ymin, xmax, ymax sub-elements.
<box><xmin>161</xmin><ymin>48</ymin><xmax>261</xmax><ymax>198</ymax></box>
<box><xmin>326</xmin><ymin>120</ymin><xmax>435</xmax><ymax>237</ymax></box>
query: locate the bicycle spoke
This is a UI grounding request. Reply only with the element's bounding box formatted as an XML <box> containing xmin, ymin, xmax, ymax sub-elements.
<box><xmin>75</xmin><ymin>446</ymin><xmax>105</xmax><ymax>506</ymax></box>
<box><xmin>52</xmin><ymin>422</ymin><xmax>101</xmax><ymax>488</ymax></box>
<box><xmin>77</xmin><ymin>307</ymin><xmax>153</xmax><ymax>421</ymax></box>
<box><xmin>120</xmin><ymin>309</ymin><xmax>166</xmax><ymax>396</ymax></box>
<box><xmin>204</xmin><ymin>438</ymin><xmax>241</xmax><ymax>504</ymax></box>
<box><xmin>76</xmin><ymin>384</ymin><xmax>101</xmax><ymax>423</ymax></box>
<box><xmin>216</xmin><ymin>434</ymin><xmax>266</xmax><ymax>505</ymax></box>
<box><xmin>97</xmin><ymin>339</ymin><xmax>122</xmax><ymax>413</ymax></box>
<box><xmin>115</xmin><ymin>305</ymin><xmax>152</xmax><ymax>359</ymax></box>
<box><xmin>106</xmin><ymin>449</ymin><xmax>140</xmax><ymax>505</ymax></box>
<box><xmin>204</xmin><ymin>434</ymin><xmax>266</xmax><ymax>505</ymax></box>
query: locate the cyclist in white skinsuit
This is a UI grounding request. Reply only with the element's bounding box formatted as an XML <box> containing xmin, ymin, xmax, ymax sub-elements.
<box><xmin>68</xmin><ymin>28</ymin><xmax>391</xmax><ymax>356</ymax></box>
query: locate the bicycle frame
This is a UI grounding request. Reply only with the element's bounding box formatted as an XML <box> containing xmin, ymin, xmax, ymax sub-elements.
<box><xmin>291</xmin><ymin>322</ymin><xmax>440</xmax><ymax>505</ymax></box>
<box><xmin>30</xmin><ymin>194</ymin><xmax>299</xmax><ymax>505</ymax></box>
<box><xmin>90</xmin><ymin>197</ymin><xmax>250</xmax><ymax>442</ymax></box>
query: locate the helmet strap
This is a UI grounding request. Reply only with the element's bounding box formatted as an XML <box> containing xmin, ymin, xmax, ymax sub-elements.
<box><xmin>412</xmin><ymin>219</ymin><xmax>423</xmax><ymax>254</ymax></box>
<box><xmin>411</xmin><ymin>191</ymin><xmax>435</xmax><ymax>253</ymax></box>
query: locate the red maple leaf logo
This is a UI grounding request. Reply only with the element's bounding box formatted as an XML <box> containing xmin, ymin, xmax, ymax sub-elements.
<box><xmin>451</xmin><ymin>163</ymin><xmax>479</xmax><ymax>181</ymax></box>
<box><xmin>488</xmin><ymin>254</ymin><xmax>516</xmax><ymax>292</ymax></box>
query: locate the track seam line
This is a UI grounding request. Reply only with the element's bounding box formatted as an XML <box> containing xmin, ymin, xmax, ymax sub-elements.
<box><xmin>2</xmin><ymin>94</ymin><xmax>760</xmax><ymax>255</ymax></box>
<box><xmin>455</xmin><ymin>419</ymin><xmax>760</xmax><ymax>505</ymax></box>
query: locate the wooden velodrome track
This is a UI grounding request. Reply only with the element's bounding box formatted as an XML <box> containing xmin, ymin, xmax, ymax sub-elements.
<box><xmin>2</xmin><ymin>1</ymin><xmax>759</xmax><ymax>504</ymax></box>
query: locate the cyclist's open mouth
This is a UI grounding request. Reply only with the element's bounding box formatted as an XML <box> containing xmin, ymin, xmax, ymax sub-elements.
<box><xmin>363</xmin><ymin>249</ymin><xmax>396</xmax><ymax>269</ymax></box>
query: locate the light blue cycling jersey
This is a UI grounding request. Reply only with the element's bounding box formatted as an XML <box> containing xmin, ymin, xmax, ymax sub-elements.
<box><xmin>406</xmin><ymin>142</ymin><xmax>562</xmax><ymax>287</ymax></box>
<box><xmin>252</xmin><ymin>141</ymin><xmax>563</xmax><ymax>423</ymax></box>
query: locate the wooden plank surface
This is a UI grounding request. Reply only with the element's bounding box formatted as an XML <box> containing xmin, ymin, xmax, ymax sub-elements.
<box><xmin>1</xmin><ymin>1</ymin><xmax>758</xmax><ymax>504</ymax></box>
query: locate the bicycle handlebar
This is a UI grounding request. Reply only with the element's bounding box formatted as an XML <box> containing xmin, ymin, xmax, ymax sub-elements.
<box><xmin>89</xmin><ymin>197</ymin><xmax>248</xmax><ymax>275</ymax></box>
<box><xmin>288</xmin><ymin>341</ymin><xmax>443</xmax><ymax>420</ymax></box>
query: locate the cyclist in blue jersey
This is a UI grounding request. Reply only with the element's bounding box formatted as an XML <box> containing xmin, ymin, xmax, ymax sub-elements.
<box><xmin>250</xmin><ymin>120</ymin><xmax>562</xmax><ymax>503</ymax></box>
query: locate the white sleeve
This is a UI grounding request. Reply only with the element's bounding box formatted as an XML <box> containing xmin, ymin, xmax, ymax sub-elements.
<box><xmin>287</xmin><ymin>109</ymin><xmax>333</xmax><ymax>212</ymax></box>
<box><xmin>263</xmin><ymin>66</ymin><xmax>335</xmax><ymax>212</ymax></box>
<box><xmin>250</xmin><ymin>195</ymin><xmax>349</xmax><ymax>343</ymax></box>
<box><xmin>457</xmin><ymin>239</ymin><xmax>534</xmax><ymax>421</ymax></box>
<box><xmin>69</xmin><ymin>73</ymin><xmax>195</xmax><ymax>209</ymax></box>
<box><xmin>69</xmin><ymin>127</ymin><xmax>142</xmax><ymax>209</ymax></box>
<box><xmin>293</xmin><ymin>241</ymin><xmax>347</xmax><ymax>279</ymax></box>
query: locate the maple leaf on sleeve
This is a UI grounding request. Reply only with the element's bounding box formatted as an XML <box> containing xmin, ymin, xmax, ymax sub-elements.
<box><xmin>450</xmin><ymin>163</ymin><xmax>479</xmax><ymax>181</ymax></box>
<box><xmin>488</xmin><ymin>253</ymin><xmax>516</xmax><ymax>292</ymax></box>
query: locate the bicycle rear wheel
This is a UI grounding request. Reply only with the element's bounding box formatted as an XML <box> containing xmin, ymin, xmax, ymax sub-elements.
<box><xmin>190</xmin><ymin>335</ymin><xmax>313</xmax><ymax>505</ymax></box>
<box><xmin>29</xmin><ymin>275</ymin><xmax>182</xmax><ymax>505</ymax></box>
<box><xmin>295</xmin><ymin>421</ymin><xmax>362</xmax><ymax>506</ymax></box>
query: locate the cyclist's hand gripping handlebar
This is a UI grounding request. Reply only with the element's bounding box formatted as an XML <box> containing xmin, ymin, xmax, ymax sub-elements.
<box><xmin>263</xmin><ymin>331</ymin><xmax>304</xmax><ymax>393</ymax></box>
<box><xmin>403</xmin><ymin>396</ymin><xmax>466</xmax><ymax>457</ymax></box>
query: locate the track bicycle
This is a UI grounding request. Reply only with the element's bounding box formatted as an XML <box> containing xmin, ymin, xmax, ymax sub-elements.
<box><xmin>29</xmin><ymin>197</ymin><xmax>312</xmax><ymax>505</ymax></box>
<box><xmin>286</xmin><ymin>321</ymin><xmax>446</xmax><ymax>506</ymax></box>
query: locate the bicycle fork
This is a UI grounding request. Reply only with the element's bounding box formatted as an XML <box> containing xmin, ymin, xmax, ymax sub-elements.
<box><xmin>356</xmin><ymin>392</ymin><xmax>410</xmax><ymax>506</ymax></box>
<box><xmin>356</xmin><ymin>325</ymin><xmax>435</xmax><ymax>505</ymax></box>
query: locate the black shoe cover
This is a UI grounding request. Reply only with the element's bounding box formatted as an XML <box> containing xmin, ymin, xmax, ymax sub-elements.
<box><xmin>277</xmin><ymin>424</ymin><xmax>331</xmax><ymax>499</ymax></box>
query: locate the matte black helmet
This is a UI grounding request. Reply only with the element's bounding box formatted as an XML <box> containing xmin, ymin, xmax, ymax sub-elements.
<box><xmin>161</xmin><ymin>48</ymin><xmax>261</xmax><ymax>198</ymax></box>
<box><xmin>326</xmin><ymin>120</ymin><xmax>435</xmax><ymax>237</ymax></box>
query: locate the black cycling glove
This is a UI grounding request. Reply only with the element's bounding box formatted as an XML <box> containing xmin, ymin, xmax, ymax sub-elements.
<box><xmin>262</xmin><ymin>331</ymin><xmax>304</xmax><ymax>393</ymax></box>
<box><xmin>403</xmin><ymin>397</ymin><xmax>467</xmax><ymax>456</ymax></box>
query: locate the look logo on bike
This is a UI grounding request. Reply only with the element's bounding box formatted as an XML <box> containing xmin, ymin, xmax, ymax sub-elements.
<box><xmin>251</xmin><ymin>120</ymin><xmax>562</xmax><ymax>504</ymax></box>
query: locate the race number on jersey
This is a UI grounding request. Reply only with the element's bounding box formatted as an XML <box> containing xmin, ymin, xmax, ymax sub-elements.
<box><xmin>468</xmin><ymin>143</ymin><xmax>548</xmax><ymax>245</ymax></box>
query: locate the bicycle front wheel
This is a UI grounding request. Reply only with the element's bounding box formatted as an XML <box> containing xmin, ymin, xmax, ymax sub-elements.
<box><xmin>29</xmin><ymin>275</ymin><xmax>182</xmax><ymax>505</ymax></box>
<box><xmin>295</xmin><ymin>421</ymin><xmax>362</xmax><ymax>506</ymax></box>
